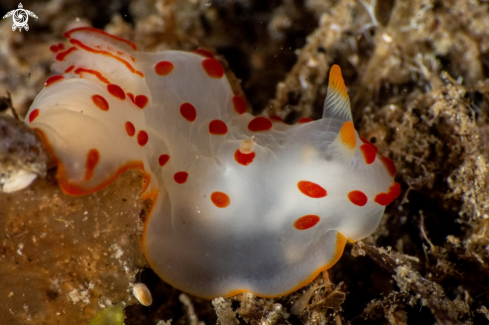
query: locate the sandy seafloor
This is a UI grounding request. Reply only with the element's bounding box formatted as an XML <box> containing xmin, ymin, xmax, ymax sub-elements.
<box><xmin>1</xmin><ymin>0</ymin><xmax>489</xmax><ymax>324</ymax></box>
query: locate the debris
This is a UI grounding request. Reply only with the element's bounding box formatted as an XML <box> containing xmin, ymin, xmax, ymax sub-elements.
<box><xmin>133</xmin><ymin>283</ymin><xmax>152</xmax><ymax>306</ymax></box>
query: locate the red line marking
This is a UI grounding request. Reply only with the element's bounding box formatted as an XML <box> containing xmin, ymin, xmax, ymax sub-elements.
<box><xmin>69</xmin><ymin>39</ymin><xmax>144</xmax><ymax>77</ymax></box>
<box><xmin>63</xmin><ymin>27</ymin><xmax>138</xmax><ymax>50</ymax></box>
<box><xmin>75</xmin><ymin>68</ymin><xmax>111</xmax><ymax>84</ymax></box>
<box><xmin>55</xmin><ymin>47</ymin><xmax>77</xmax><ymax>61</ymax></box>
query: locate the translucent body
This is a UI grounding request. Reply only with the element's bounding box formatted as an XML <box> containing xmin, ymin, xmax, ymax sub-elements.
<box><xmin>25</xmin><ymin>28</ymin><xmax>399</xmax><ymax>298</ymax></box>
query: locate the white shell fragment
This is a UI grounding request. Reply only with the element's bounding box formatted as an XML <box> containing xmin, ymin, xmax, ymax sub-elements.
<box><xmin>0</xmin><ymin>115</ymin><xmax>47</xmax><ymax>193</ymax></box>
<box><xmin>1</xmin><ymin>170</ymin><xmax>37</xmax><ymax>193</ymax></box>
<box><xmin>133</xmin><ymin>283</ymin><xmax>152</xmax><ymax>306</ymax></box>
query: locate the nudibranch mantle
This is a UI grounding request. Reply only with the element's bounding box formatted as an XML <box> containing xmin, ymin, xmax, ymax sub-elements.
<box><xmin>25</xmin><ymin>27</ymin><xmax>400</xmax><ymax>299</ymax></box>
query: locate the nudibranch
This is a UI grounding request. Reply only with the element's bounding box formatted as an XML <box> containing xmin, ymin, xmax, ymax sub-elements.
<box><xmin>25</xmin><ymin>27</ymin><xmax>400</xmax><ymax>298</ymax></box>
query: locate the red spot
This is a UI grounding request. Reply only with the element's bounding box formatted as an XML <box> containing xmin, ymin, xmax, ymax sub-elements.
<box><xmin>127</xmin><ymin>93</ymin><xmax>135</xmax><ymax>103</ymax></box>
<box><xmin>135</xmin><ymin>95</ymin><xmax>148</xmax><ymax>109</ymax></box>
<box><xmin>360</xmin><ymin>137</ymin><xmax>378</xmax><ymax>154</ymax></box>
<box><xmin>391</xmin><ymin>183</ymin><xmax>401</xmax><ymax>198</ymax></box>
<box><xmin>202</xmin><ymin>58</ymin><xmax>224</xmax><ymax>78</ymax></box>
<box><xmin>75</xmin><ymin>68</ymin><xmax>111</xmax><ymax>84</ymax></box>
<box><xmin>84</xmin><ymin>149</ymin><xmax>100</xmax><ymax>181</ymax></box>
<box><xmin>232</xmin><ymin>96</ymin><xmax>247</xmax><ymax>115</ymax></box>
<box><xmin>28</xmin><ymin>109</ymin><xmax>40</xmax><ymax>123</ymax></box>
<box><xmin>194</xmin><ymin>48</ymin><xmax>215</xmax><ymax>58</ymax></box>
<box><xmin>107</xmin><ymin>84</ymin><xmax>126</xmax><ymax>100</ymax></box>
<box><xmin>158</xmin><ymin>154</ymin><xmax>170</xmax><ymax>166</ymax></box>
<box><xmin>91</xmin><ymin>95</ymin><xmax>109</xmax><ymax>111</ymax></box>
<box><xmin>248</xmin><ymin>117</ymin><xmax>272</xmax><ymax>132</ymax></box>
<box><xmin>68</xmin><ymin>39</ymin><xmax>144</xmax><ymax>77</ymax></box>
<box><xmin>180</xmin><ymin>103</ymin><xmax>197</xmax><ymax>122</ymax></box>
<box><xmin>297</xmin><ymin>181</ymin><xmax>327</xmax><ymax>198</ymax></box>
<box><xmin>270</xmin><ymin>115</ymin><xmax>283</xmax><ymax>122</ymax></box>
<box><xmin>234</xmin><ymin>149</ymin><xmax>255</xmax><ymax>166</ymax></box>
<box><xmin>64</xmin><ymin>65</ymin><xmax>75</xmax><ymax>73</ymax></box>
<box><xmin>137</xmin><ymin>130</ymin><xmax>149</xmax><ymax>146</ymax></box>
<box><xmin>209</xmin><ymin>120</ymin><xmax>228</xmax><ymax>135</ymax></box>
<box><xmin>211</xmin><ymin>191</ymin><xmax>230</xmax><ymax>208</ymax></box>
<box><xmin>155</xmin><ymin>61</ymin><xmax>174</xmax><ymax>76</ymax></box>
<box><xmin>58</xmin><ymin>43</ymin><xmax>64</xmax><ymax>50</ymax></box>
<box><xmin>55</xmin><ymin>46</ymin><xmax>77</xmax><ymax>61</ymax></box>
<box><xmin>45</xmin><ymin>75</ymin><xmax>64</xmax><ymax>87</ymax></box>
<box><xmin>380</xmin><ymin>156</ymin><xmax>397</xmax><ymax>177</ymax></box>
<box><xmin>348</xmin><ymin>190</ymin><xmax>368</xmax><ymax>206</ymax></box>
<box><xmin>174</xmin><ymin>171</ymin><xmax>188</xmax><ymax>184</ymax></box>
<box><xmin>63</xmin><ymin>27</ymin><xmax>138</xmax><ymax>50</ymax></box>
<box><xmin>374</xmin><ymin>183</ymin><xmax>401</xmax><ymax>206</ymax></box>
<box><xmin>125</xmin><ymin>121</ymin><xmax>135</xmax><ymax>137</ymax></box>
<box><xmin>50</xmin><ymin>45</ymin><xmax>59</xmax><ymax>53</ymax></box>
<box><xmin>298</xmin><ymin>117</ymin><xmax>313</xmax><ymax>124</ymax></box>
<box><xmin>294</xmin><ymin>215</ymin><xmax>321</xmax><ymax>230</ymax></box>
<box><xmin>117</xmin><ymin>50</ymin><xmax>123</xmax><ymax>55</ymax></box>
<box><xmin>360</xmin><ymin>144</ymin><xmax>376</xmax><ymax>164</ymax></box>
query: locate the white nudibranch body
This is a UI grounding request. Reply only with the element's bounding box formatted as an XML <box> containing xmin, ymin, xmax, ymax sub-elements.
<box><xmin>25</xmin><ymin>28</ymin><xmax>400</xmax><ymax>298</ymax></box>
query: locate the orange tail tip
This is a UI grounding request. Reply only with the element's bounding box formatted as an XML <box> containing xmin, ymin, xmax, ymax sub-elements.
<box><xmin>323</xmin><ymin>64</ymin><xmax>353</xmax><ymax>122</ymax></box>
<box><xmin>329</xmin><ymin>65</ymin><xmax>348</xmax><ymax>98</ymax></box>
<box><xmin>337</xmin><ymin>121</ymin><xmax>356</xmax><ymax>150</ymax></box>
<box><xmin>331</xmin><ymin>120</ymin><xmax>357</xmax><ymax>164</ymax></box>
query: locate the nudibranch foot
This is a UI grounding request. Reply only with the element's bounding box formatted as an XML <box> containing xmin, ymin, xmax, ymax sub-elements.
<box><xmin>25</xmin><ymin>27</ymin><xmax>399</xmax><ymax>299</ymax></box>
